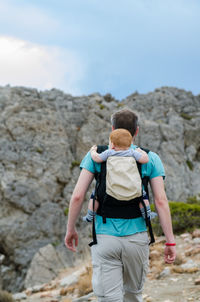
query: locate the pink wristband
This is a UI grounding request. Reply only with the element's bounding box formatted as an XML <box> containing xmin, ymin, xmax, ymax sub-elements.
<box><xmin>165</xmin><ymin>243</ymin><xmax>176</xmax><ymax>246</ymax></box>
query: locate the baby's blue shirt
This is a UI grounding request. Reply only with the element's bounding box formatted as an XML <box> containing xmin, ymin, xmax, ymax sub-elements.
<box><xmin>80</xmin><ymin>144</ymin><xmax>165</xmax><ymax>236</ymax></box>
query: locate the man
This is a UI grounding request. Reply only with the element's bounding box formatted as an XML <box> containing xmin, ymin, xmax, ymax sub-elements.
<box><xmin>65</xmin><ymin>108</ymin><xmax>176</xmax><ymax>302</ymax></box>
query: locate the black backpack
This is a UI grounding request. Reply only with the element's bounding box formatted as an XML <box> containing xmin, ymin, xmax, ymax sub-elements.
<box><xmin>89</xmin><ymin>145</ymin><xmax>155</xmax><ymax>246</ymax></box>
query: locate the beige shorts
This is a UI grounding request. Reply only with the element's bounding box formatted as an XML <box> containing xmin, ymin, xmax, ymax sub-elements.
<box><xmin>91</xmin><ymin>232</ymin><xmax>149</xmax><ymax>302</ymax></box>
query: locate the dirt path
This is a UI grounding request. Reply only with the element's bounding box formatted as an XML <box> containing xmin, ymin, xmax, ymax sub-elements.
<box><xmin>144</xmin><ymin>271</ymin><xmax>200</xmax><ymax>302</ymax></box>
<box><xmin>14</xmin><ymin>232</ymin><xmax>200</xmax><ymax>302</ymax></box>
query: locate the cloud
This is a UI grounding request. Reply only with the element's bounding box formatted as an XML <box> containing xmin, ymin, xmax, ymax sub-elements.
<box><xmin>0</xmin><ymin>36</ymin><xmax>85</xmax><ymax>95</ymax></box>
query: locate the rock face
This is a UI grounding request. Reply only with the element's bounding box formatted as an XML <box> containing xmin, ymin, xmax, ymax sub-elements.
<box><xmin>0</xmin><ymin>85</ymin><xmax>199</xmax><ymax>292</ymax></box>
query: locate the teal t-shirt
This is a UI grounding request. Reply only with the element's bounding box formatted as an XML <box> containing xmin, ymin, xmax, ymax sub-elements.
<box><xmin>80</xmin><ymin>144</ymin><xmax>165</xmax><ymax>236</ymax></box>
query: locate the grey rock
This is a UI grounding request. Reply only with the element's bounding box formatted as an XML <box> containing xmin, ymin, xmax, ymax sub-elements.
<box><xmin>0</xmin><ymin>85</ymin><xmax>199</xmax><ymax>292</ymax></box>
<box><xmin>60</xmin><ymin>274</ymin><xmax>78</xmax><ymax>287</ymax></box>
<box><xmin>193</xmin><ymin>238</ymin><xmax>200</xmax><ymax>244</ymax></box>
<box><xmin>25</xmin><ymin>244</ymin><xmax>65</xmax><ymax>288</ymax></box>
<box><xmin>159</xmin><ymin>267</ymin><xmax>171</xmax><ymax>278</ymax></box>
<box><xmin>13</xmin><ymin>292</ymin><xmax>27</xmax><ymax>300</ymax></box>
<box><xmin>0</xmin><ymin>254</ymin><xmax>5</xmax><ymax>264</ymax></box>
<box><xmin>181</xmin><ymin>259</ymin><xmax>198</xmax><ymax>270</ymax></box>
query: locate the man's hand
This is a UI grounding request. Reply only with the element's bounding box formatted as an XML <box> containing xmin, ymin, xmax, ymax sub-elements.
<box><xmin>65</xmin><ymin>230</ymin><xmax>78</xmax><ymax>252</ymax></box>
<box><xmin>64</xmin><ymin>169</ymin><xmax>94</xmax><ymax>252</ymax></box>
<box><xmin>150</xmin><ymin>177</ymin><xmax>176</xmax><ymax>263</ymax></box>
<box><xmin>164</xmin><ymin>246</ymin><xmax>176</xmax><ymax>264</ymax></box>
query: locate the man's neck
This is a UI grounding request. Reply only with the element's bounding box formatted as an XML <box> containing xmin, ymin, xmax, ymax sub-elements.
<box><xmin>114</xmin><ymin>147</ymin><xmax>129</xmax><ymax>151</ymax></box>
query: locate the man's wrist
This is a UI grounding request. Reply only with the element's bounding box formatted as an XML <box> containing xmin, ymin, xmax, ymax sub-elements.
<box><xmin>67</xmin><ymin>225</ymin><xmax>76</xmax><ymax>233</ymax></box>
<box><xmin>165</xmin><ymin>242</ymin><xmax>176</xmax><ymax>246</ymax></box>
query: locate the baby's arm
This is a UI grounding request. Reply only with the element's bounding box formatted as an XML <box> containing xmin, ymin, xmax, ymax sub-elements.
<box><xmin>134</xmin><ymin>148</ymin><xmax>149</xmax><ymax>164</ymax></box>
<box><xmin>90</xmin><ymin>145</ymin><xmax>104</xmax><ymax>163</ymax></box>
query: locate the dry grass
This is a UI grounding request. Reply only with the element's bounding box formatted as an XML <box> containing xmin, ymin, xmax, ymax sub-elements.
<box><xmin>77</xmin><ymin>266</ymin><xmax>93</xmax><ymax>297</ymax></box>
<box><xmin>60</xmin><ymin>266</ymin><xmax>93</xmax><ymax>299</ymax></box>
<box><xmin>172</xmin><ymin>266</ymin><xmax>199</xmax><ymax>274</ymax></box>
<box><xmin>60</xmin><ymin>286</ymin><xmax>75</xmax><ymax>296</ymax></box>
<box><xmin>0</xmin><ymin>290</ymin><xmax>14</xmax><ymax>302</ymax></box>
<box><xmin>173</xmin><ymin>253</ymin><xmax>185</xmax><ymax>265</ymax></box>
<box><xmin>148</xmin><ymin>243</ymin><xmax>165</xmax><ymax>278</ymax></box>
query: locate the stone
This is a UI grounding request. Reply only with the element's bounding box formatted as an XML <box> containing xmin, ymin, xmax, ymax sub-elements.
<box><xmin>193</xmin><ymin>238</ymin><xmax>200</xmax><ymax>244</ymax></box>
<box><xmin>159</xmin><ymin>267</ymin><xmax>171</xmax><ymax>278</ymax></box>
<box><xmin>25</xmin><ymin>244</ymin><xmax>75</xmax><ymax>288</ymax></box>
<box><xmin>180</xmin><ymin>233</ymin><xmax>191</xmax><ymax>239</ymax></box>
<box><xmin>146</xmin><ymin>298</ymin><xmax>153</xmax><ymax>302</ymax></box>
<box><xmin>194</xmin><ymin>278</ymin><xmax>200</xmax><ymax>285</ymax></box>
<box><xmin>0</xmin><ymin>254</ymin><xmax>5</xmax><ymax>264</ymax></box>
<box><xmin>31</xmin><ymin>284</ymin><xmax>45</xmax><ymax>293</ymax></box>
<box><xmin>192</xmin><ymin>229</ymin><xmax>200</xmax><ymax>238</ymax></box>
<box><xmin>181</xmin><ymin>260</ymin><xmax>198</xmax><ymax>270</ymax></box>
<box><xmin>60</xmin><ymin>274</ymin><xmax>78</xmax><ymax>287</ymax></box>
<box><xmin>13</xmin><ymin>292</ymin><xmax>27</xmax><ymax>300</ymax></box>
<box><xmin>185</xmin><ymin>246</ymin><xmax>200</xmax><ymax>256</ymax></box>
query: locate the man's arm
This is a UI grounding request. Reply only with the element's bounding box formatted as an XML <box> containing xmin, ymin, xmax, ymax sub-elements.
<box><xmin>150</xmin><ymin>176</ymin><xmax>176</xmax><ymax>264</ymax></box>
<box><xmin>65</xmin><ymin>168</ymin><xmax>94</xmax><ymax>252</ymax></box>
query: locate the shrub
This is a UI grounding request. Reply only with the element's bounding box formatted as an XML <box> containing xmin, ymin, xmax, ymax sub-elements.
<box><xmin>0</xmin><ymin>290</ymin><xmax>14</xmax><ymax>302</ymax></box>
<box><xmin>186</xmin><ymin>160</ymin><xmax>194</xmax><ymax>171</ymax></box>
<box><xmin>117</xmin><ymin>102</ymin><xmax>124</xmax><ymax>108</ymax></box>
<box><xmin>99</xmin><ymin>104</ymin><xmax>105</xmax><ymax>110</ymax></box>
<box><xmin>151</xmin><ymin>201</ymin><xmax>200</xmax><ymax>235</ymax></box>
<box><xmin>71</xmin><ymin>161</ymin><xmax>80</xmax><ymax>169</ymax></box>
<box><xmin>187</xmin><ymin>195</ymin><xmax>200</xmax><ymax>205</ymax></box>
<box><xmin>180</xmin><ymin>112</ymin><xmax>193</xmax><ymax>120</ymax></box>
<box><xmin>64</xmin><ymin>207</ymin><xmax>69</xmax><ymax>216</ymax></box>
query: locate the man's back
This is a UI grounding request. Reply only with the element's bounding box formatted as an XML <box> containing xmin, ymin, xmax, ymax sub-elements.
<box><xmin>80</xmin><ymin>144</ymin><xmax>165</xmax><ymax>237</ymax></box>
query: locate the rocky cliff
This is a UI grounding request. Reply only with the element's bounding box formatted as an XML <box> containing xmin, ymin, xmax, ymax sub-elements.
<box><xmin>0</xmin><ymin>85</ymin><xmax>199</xmax><ymax>292</ymax></box>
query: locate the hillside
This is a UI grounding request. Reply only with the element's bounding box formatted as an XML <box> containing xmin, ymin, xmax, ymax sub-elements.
<box><xmin>0</xmin><ymin>85</ymin><xmax>199</xmax><ymax>292</ymax></box>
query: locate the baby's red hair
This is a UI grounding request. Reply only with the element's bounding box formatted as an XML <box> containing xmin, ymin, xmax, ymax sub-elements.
<box><xmin>110</xmin><ymin>129</ymin><xmax>132</xmax><ymax>149</ymax></box>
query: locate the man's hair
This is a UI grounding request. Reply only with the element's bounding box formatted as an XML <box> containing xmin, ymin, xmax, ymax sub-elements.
<box><xmin>111</xmin><ymin>108</ymin><xmax>138</xmax><ymax>137</ymax></box>
<box><xmin>110</xmin><ymin>129</ymin><xmax>132</xmax><ymax>148</ymax></box>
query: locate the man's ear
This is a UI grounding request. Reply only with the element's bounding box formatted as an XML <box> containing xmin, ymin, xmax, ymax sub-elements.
<box><xmin>111</xmin><ymin>126</ymin><xmax>115</xmax><ymax>131</ymax></box>
<box><xmin>111</xmin><ymin>142</ymin><xmax>115</xmax><ymax>149</ymax></box>
<box><xmin>134</xmin><ymin>126</ymin><xmax>139</xmax><ymax>139</ymax></box>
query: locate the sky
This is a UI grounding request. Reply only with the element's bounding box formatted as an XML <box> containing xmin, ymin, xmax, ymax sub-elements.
<box><xmin>0</xmin><ymin>0</ymin><xmax>200</xmax><ymax>100</ymax></box>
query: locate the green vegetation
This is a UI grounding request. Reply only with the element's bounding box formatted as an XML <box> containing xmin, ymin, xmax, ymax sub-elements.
<box><xmin>64</xmin><ymin>207</ymin><xmax>69</xmax><ymax>216</ymax></box>
<box><xmin>99</xmin><ymin>104</ymin><xmax>105</xmax><ymax>110</ymax></box>
<box><xmin>117</xmin><ymin>102</ymin><xmax>124</xmax><ymax>108</ymax></box>
<box><xmin>180</xmin><ymin>112</ymin><xmax>193</xmax><ymax>120</ymax></box>
<box><xmin>35</xmin><ymin>147</ymin><xmax>44</xmax><ymax>154</ymax></box>
<box><xmin>104</xmin><ymin>93</ymin><xmax>114</xmax><ymax>102</ymax></box>
<box><xmin>71</xmin><ymin>160</ymin><xmax>80</xmax><ymax>169</ymax></box>
<box><xmin>151</xmin><ymin>201</ymin><xmax>200</xmax><ymax>235</ymax></box>
<box><xmin>186</xmin><ymin>160</ymin><xmax>194</xmax><ymax>171</ymax></box>
<box><xmin>187</xmin><ymin>195</ymin><xmax>200</xmax><ymax>205</ymax></box>
<box><xmin>52</xmin><ymin>241</ymin><xmax>60</xmax><ymax>247</ymax></box>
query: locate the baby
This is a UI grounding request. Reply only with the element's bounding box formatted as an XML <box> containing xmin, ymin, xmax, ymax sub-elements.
<box><xmin>83</xmin><ymin>128</ymin><xmax>155</xmax><ymax>222</ymax></box>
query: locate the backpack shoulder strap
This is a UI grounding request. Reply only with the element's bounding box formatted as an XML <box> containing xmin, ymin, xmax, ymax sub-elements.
<box><xmin>89</xmin><ymin>144</ymin><xmax>108</xmax><ymax>247</ymax></box>
<box><xmin>97</xmin><ymin>145</ymin><xmax>108</xmax><ymax>153</ymax></box>
<box><xmin>140</xmin><ymin>147</ymin><xmax>150</xmax><ymax>154</ymax></box>
<box><xmin>138</xmin><ymin>147</ymin><xmax>155</xmax><ymax>244</ymax></box>
<box><xmin>138</xmin><ymin>147</ymin><xmax>150</xmax><ymax>193</ymax></box>
<box><xmin>94</xmin><ymin>145</ymin><xmax>108</xmax><ymax>180</ymax></box>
